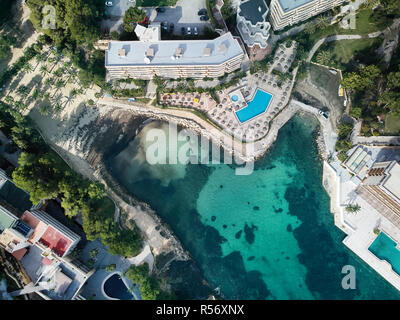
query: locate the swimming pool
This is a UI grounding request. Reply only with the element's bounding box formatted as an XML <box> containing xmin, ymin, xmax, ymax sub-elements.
<box><xmin>231</xmin><ymin>94</ymin><xmax>239</xmax><ymax>102</ymax></box>
<box><xmin>103</xmin><ymin>273</ymin><xmax>133</xmax><ymax>300</ymax></box>
<box><xmin>235</xmin><ymin>89</ymin><xmax>273</xmax><ymax>123</ymax></box>
<box><xmin>369</xmin><ymin>232</ymin><xmax>400</xmax><ymax>275</ymax></box>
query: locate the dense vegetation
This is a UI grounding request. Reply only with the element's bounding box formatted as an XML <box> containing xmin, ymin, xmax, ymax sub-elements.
<box><xmin>341</xmin><ymin>42</ymin><xmax>400</xmax><ymax>137</ymax></box>
<box><xmin>26</xmin><ymin>0</ymin><xmax>106</xmax><ymax>88</ymax></box>
<box><xmin>125</xmin><ymin>263</ymin><xmax>172</xmax><ymax>300</ymax></box>
<box><xmin>123</xmin><ymin>7</ymin><xmax>147</xmax><ymax>33</ymax></box>
<box><xmin>0</xmin><ymin>35</ymin><xmax>17</xmax><ymax>60</ymax></box>
<box><xmin>26</xmin><ymin>0</ymin><xmax>103</xmax><ymax>46</ymax></box>
<box><xmin>0</xmin><ymin>103</ymin><xmax>142</xmax><ymax>257</ymax></box>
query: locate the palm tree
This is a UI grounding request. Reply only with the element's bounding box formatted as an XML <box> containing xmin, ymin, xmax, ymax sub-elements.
<box><xmin>315</xmin><ymin>15</ymin><xmax>330</xmax><ymax>30</ymax></box>
<box><xmin>14</xmin><ymin>101</ymin><xmax>25</xmax><ymax>110</ymax></box>
<box><xmin>23</xmin><ymin>63</ymin><xmax>33</xmax><ymax>73</ymax></box>
<box><xmin>35</xmin><ymin>53</ymin><xmax>46</xmax><ymax>64</ymax></box>
<box><xmin>4</xmin><ymin>95</ymin><xmax>14</xmax><ymax>104</ymax></box>
<box><xmin>17</xmin><ymin>85</ymin><xmax>29</xmax><ymax>96</ymax></box>
<box><xmin>40</xmin><ymin>65</ymin><xmax>48</xmax><ymax>76</ymax></box>
<box><xmin>55</xmin><ymin>80</ymin><xmax>64</xmax><ymax>89</ymax></box>
<box><xmin>304</xmin><ymin>23</ymin><xmax>315</xmax><ymax>35</ymax></box>
<box><xmin>345</xmin><ymin>203</ymin><xmax>361</xmax><ymax>214</ymax></box>
<box><xmin>316</xmin><ymin>50</ymin><xmax>332</xmax><ymax>65</ymax></box>
<box><xmin>39</xmin><ymin>104</ymin><xmax>52</xmax><ymax>116</ymax></box>
<box><xmin>54</xmin><ymin>103</ymin><xmax>63</xmax><ymax>112</ymax></box>
<box><xmin>44</xmin><ymin>78</ymin><xmax>52</xmax><ymax>86</ymax></box>
<box><xmin>69</xmin><ymin>88</ymin><xmax>78</xmax><ymax>98</ymax></box>
<box><xmin>31</xmin><ymin>89</ymin><xmax>40</xmax><ymax>100</ymax></box>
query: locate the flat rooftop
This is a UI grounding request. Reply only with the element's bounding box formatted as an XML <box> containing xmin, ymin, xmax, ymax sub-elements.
<box><xmin>106</xmin><ymin>32</ymin><xmax>243</xmax><ymax>67</ymax></box>
<box><xmin>277</xmin><ymin>0</ymin><xmax>314</xmax><ymax>12</ymax></box>
<box><xmin>0</xmin><ymin>206</ymin><xmax>16</xmax><ymax>233</ymax></box>
<box><xmin>239</xmin><ymin>0</ymin><xmax>268</xmax><ymax>25</ymax></box>
<box><xmin>384</xmin><ymin>162</ymin><xmax>400</xmax><ymax>200</ymax></box>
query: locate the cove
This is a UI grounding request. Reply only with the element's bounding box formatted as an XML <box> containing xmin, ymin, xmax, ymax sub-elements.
<box><xmin>107</xmin><ymin>115</ymin><xmax>400</xmax><ymax>299</ymax></box>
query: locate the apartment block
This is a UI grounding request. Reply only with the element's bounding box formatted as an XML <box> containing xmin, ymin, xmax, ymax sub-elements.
<box><xmin>105</xmin><ymin>32</ymin><xmax>245</xmax><ymax>80</ymax></box>
<box><xmin>269</xmin><ymin>0</ymin><xmax>345</xmax><ymax>30</ymax></box>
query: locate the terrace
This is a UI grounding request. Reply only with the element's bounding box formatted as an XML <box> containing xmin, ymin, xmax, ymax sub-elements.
<box><xmin>158</xmin><ymin>41</ymin><xmax>297</xmax><ymax>142</ymax></box>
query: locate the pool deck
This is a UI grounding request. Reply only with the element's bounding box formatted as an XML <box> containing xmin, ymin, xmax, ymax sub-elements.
<box><xmin>323</xmin><ymin>152</ymin><xmax>400</xmax><ymax>292</ymax></box>
<box><xmin>78</xmin><ymin>239</ymin><xmax>153</xmax><ymax>300</ymax></box>
<box><xmin>158</xmin><ymin>41</ymin><xmax>298</xmax><ymax>144</ymax></box>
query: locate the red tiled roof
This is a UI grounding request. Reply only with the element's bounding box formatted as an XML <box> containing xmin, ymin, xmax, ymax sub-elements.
<box><xmin>39</xmin><ymin>225</ymin><xmax>72</xmax><ymax>257</ymax></box>
<box><xmin>21</xmin><ymin>211</ymin><xmax>47</xmax><ymax>244</ymax></box>
<box><xmin>12</xmin><ymin>248</ymin><xmax>27</xmax><ymax>261</ymax></box>
<box><xmin>42</xmin><ymin>257</ymin><xmax>53</xmax><ymax>266</ymax></box>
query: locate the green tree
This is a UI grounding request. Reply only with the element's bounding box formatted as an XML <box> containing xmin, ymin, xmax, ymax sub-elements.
<box><xmin>123</xmin><ymin>7</ymin><xmax>146</xmax><ymax>33</ymax></box>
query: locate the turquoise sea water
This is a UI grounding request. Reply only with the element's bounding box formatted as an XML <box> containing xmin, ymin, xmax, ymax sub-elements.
<box><xmin>107</xmin><ymin>115</ymin><xmax>400</xmax><ymax>299</ymax></box>
<box><xmin>235</xmin><ymin>89</ymin><xmax>273</xmax><ymax>123</ymax></box>
<box><xmin>369</xmin><ymin>232</ymin><xmax>400</xmax><ymax>276</ymax></box>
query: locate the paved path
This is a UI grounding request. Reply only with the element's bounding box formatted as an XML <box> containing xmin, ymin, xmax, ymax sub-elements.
<box><xmin>127</xmin><ymin>242</ymin><xmax>154</xmax><ymax>272</ymax></box>
<box><xmin>307</xmin><ymin>18</ymin><xmax>400</xmax><ymax>63</ymax></box>
<box><xmin>351</xmin><ymin>120</ymin><xmax>400</xmax><ymax>146</ymax></box>
<box><xmin>10</xmin><ymin>282</ymin><xmax>48</xmax><ymax>297</ymax></box>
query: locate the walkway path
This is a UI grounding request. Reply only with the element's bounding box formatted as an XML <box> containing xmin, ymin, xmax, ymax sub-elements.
<box><xmin>351</xmin><ymin>120</ymin><xmax>400</xmax><ymax>146</ymax></box>
<box><xmin>307</xmin><ymin>18</ymin><xmax>400</xmax><ymax>63</ymax></box>
<box><xmin>127</xmin><ymin>243</ymin><xmax>154</xmax><ymax>272</ymax></box>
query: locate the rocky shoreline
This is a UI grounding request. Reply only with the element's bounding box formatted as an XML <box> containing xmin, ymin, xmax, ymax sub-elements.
<box><xmin>30</xmin><ymin>93</ymin><xmax>334</xmax><ymax>299</ymax></box>
<box><xmin>34</xmin><ymin>106</ymin><xmax>215</xmax><ymax>299</ymax></box>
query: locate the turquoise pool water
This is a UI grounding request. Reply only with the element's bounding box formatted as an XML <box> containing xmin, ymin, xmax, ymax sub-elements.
<box><xmin>232</xmin><ymin>94</ymin><xmax>239</xmax><ymax>102</ymax></box>
<box><xmin>235</xmin><ymin>89</ymin><xmax>273</xmax><ymax>123</ymax></box>
<box><xmin>107</xmin><ymin>115</ymin><xmax>400</xmax><ymax>299</ymax></box>
<box><xmin>369</xmin><ymin>232</ymin><xmax>400</xmax><ymax>275</ymax></box>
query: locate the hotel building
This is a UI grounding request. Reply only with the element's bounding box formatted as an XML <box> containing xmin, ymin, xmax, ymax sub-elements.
<box><xmin>105</xmin><ymin>30</ymin><xmax>245</xmax><ymax>80</ymax></box>
<box><xmin>236</xmin><ymin>0</ymin><xmax>271</xmax><ymax>49</ymax></box>
<box><xmin>269</xmin><ymin>0</ymin><xmax>345</xmax><ymax>30</ymax></box>
<box><xmin>356</xmin><ymin>161</ymin><xmax>400</xmax><ymax>228</ymax></box>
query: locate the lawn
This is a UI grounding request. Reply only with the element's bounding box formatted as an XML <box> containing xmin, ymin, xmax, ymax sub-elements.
<box><xmin>135</xmin><ymin>0</ymin><xmax>178</xmax><ymax>6</ymax></box>
<box><xmin>305</xmin><ymin>8</ymin><xmax>393</xmax><ymax>47</ymax></box>
<box><xmin>313</xmin><ymin>37</ymin><xmax>383</xmax><ymax>68</ymax></box>
<box><xmin>384</xmin><ymin>113</ymin><xmax>400</xmax><ymax>135</ymax></box>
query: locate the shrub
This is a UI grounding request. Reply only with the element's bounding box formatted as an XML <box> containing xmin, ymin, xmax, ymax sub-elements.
<box><xmin>105</xmin><ymin>264</ymin><xmax>116</xmax><ymax>272</ymax></box>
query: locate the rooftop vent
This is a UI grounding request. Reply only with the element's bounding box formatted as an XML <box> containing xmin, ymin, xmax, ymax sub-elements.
<box><xmin>175</xmin><ymin>47</ymin><xmax>183</xmax><ymax>58</ymax></box>
<box><xmin>219</xmin><ymin>44</ymin><xmax>227</xmax><ymax>53</ymax></box>
<box><xmin>203</xmin><ymin>47</ymin><xmax>212</xmax><ymax>57</ymax></box>
<box><xmin>146</xmin><ymin>48</ymin><xmax>155</xmax><ymax>57</ymax></box>
<box><xmin>118</xmin><ymin>48</ymin><xmax>126</xmax><ymax>57</ymax></box>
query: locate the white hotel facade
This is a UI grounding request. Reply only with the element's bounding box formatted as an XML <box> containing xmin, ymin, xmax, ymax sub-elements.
<box><xmin>105</xmin><ymin>24</ymin><xmax>245</xmax><ymax>80</ymax></box>
<box><xmin>269</xmin><ymin>0</ymin><xmax>346</xmax><ymax>30</ymax></box>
